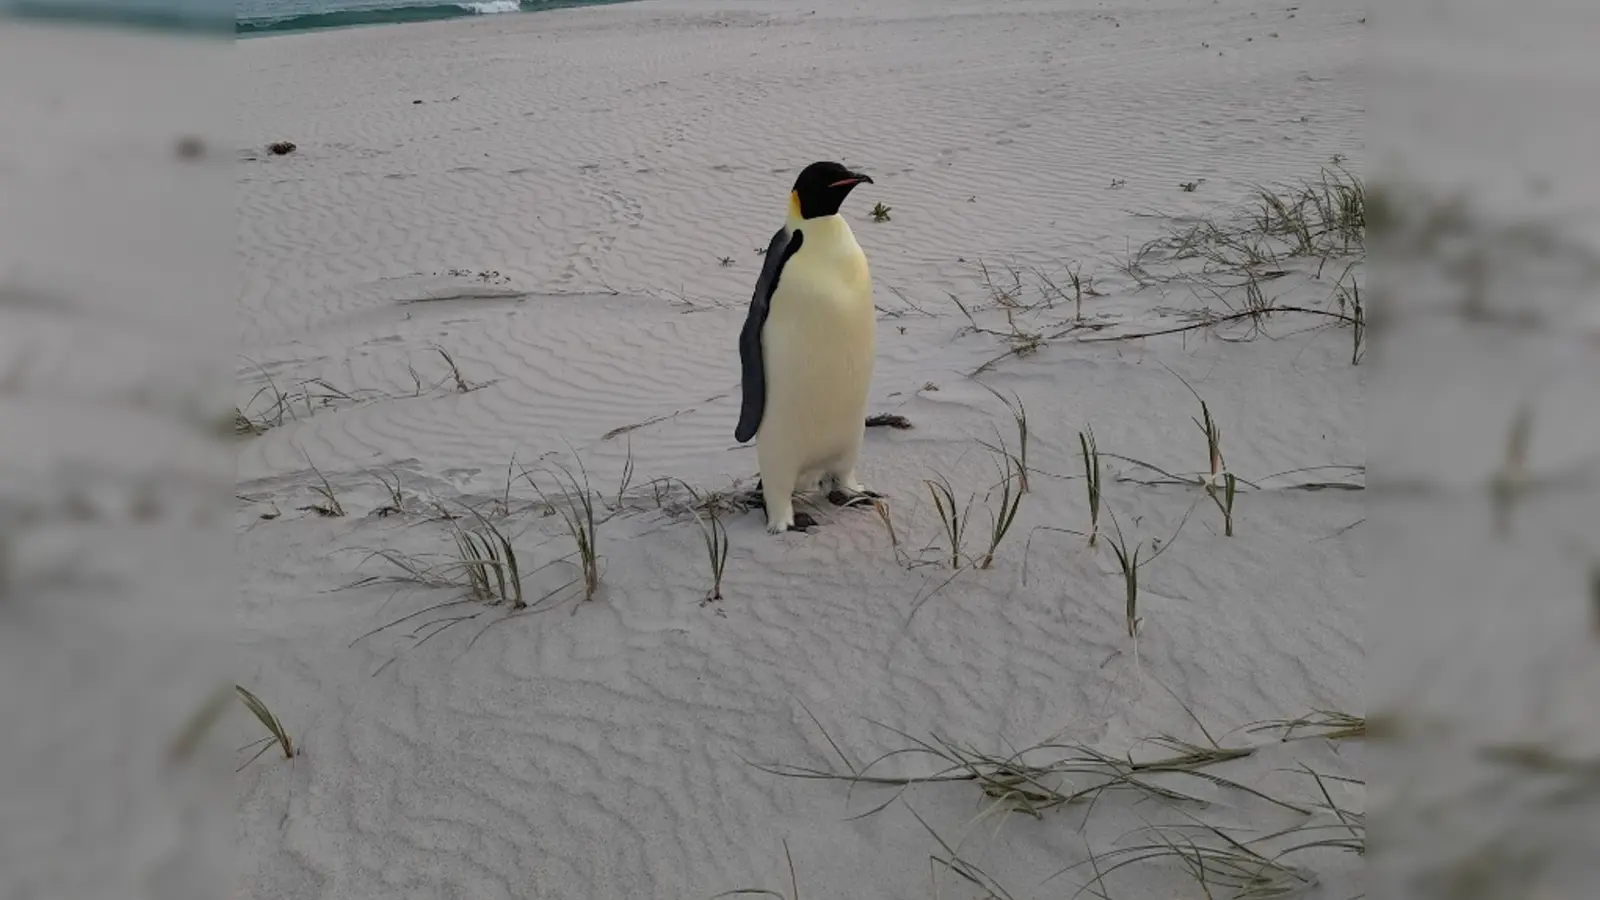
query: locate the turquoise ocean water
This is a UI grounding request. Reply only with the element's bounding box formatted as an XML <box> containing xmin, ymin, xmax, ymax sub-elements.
<box><xmin>0</xmin><ymin>0</ymin><xmax>632</xmax><ymax>35</ymax></box>
<box><xmin>235</xmin><ymin>0</ymin><xmax>631</xmax><ymax>35</ymax></box>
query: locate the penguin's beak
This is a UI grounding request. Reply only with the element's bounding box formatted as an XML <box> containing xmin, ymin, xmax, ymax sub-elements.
<box><xmin>829</xmin><ymin>172</ymin><xmax>873</xmax><ymax>188</ymax></box>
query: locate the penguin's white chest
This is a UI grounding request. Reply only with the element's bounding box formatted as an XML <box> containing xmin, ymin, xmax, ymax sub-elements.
<box><xmin>759</xmin><ymin>219</ymin><xmax>875</xmax><ymax>470</ymax></box>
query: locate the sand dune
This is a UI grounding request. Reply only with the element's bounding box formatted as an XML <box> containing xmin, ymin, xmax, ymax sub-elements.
<box><xmin>236</xmin><ymin>1</ymin><xmax>1365</xmax><ymax>897</ymax></box>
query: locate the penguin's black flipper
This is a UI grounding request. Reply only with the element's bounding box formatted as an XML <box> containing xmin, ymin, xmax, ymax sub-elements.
<box><xmin>735</xmin><ymin>226</ymin><xmax>805</xmax><ymax>444</ymax></box>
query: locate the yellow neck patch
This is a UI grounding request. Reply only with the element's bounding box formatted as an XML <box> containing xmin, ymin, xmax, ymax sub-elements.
<box><xmin>788</xmin><ymin>190</ymin><xmax>802</xmax><ymax>221</ymax></box>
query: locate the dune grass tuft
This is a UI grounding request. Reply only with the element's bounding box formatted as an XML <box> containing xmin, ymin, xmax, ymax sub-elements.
<box><xmin>373</xmin><ymin>468</ymin><xmax>405</xmax><ymax>517</ymax></box>
<box><xmin>234</xmin><ymin>359</ymin><xmax>396</xmax><ymax>435</ymax></box>
<box><xmin>1193</xmin><ymin>396</ymin><xmax>1226</xmax><ymax>485</ymax></box>
<box><xmin>1106</xmin><ymin>518</ymin><xmax>1144</xmax><ymax>639</ymax></box>
<box><xmin>925</xmin><ymin>474</ymin><xmax>973</xmax><ymax>569</ymax></box>
<box><xmin>342</xmin><ymin>501</ymin><xmax>535</xmax><ymax>611</ymax></box>
<box><xmin>977</xmin><ymin>451</ymin><xmax>1026</xmax><ymax>570</ymax></box>
<box><xmin>1079</xmin><ymin>427</ymin><xmax>1103</xmax><ymax>546</ymax></box>
<box><xmin>450</xmin><ymin>507</ymin><xmax>524</xmax><ymax>609</ymax></box>
<box><xmin>1094</xmin><ymin>167</ymin><xmax>1367</xmax><ymax>357</ymax></box>
<box><xmin>615</xmin><ymin>438</ymin><xmax>636</xmax><ymax>510</ymax></box>
<box><xmin>524</xmin><ymin>457</ymin><xmax>603</xmax><ymax>602</ymax></box>
<box><xmin>234</xmin><ymin>406</ymin><xmax>265</xmax><ymax>435</ymax></box>
<box><xmin>1332</xmin><ymin>262</ymin><xmax>1366</xmax><ymax>365</ymax></box>
<box><xmin>1103</xmin><ymin>503</ymin><xmax>1194</xmax><ymax>640</ymax></box>
<box><xmin>299</xmin><ymin>451</ymin><xmax>346</xmax><ymax>517</ymax></box>
<box><xmin>433</xmin><ymin>345</ymin><xmax>481</xmax><ymax>393</ymax></box>
<box><xmin>751</xmin><ymin>705</ymin><xmax>1368</xmax><ymax>900</ymax></box>
<box><xmin>975</xmin><ymin>384</ymin><xmax>1030</xmax><ymax>493</ymax></box>
<box><xmin>679</xmin><ymin>481</ymin><xmax>732</xmax><ymax>602</ymax></box>
<box><xmin>1208</xmin><ymin>471</ymin><xmax>1239</xmax><ymax>537</ymax></box>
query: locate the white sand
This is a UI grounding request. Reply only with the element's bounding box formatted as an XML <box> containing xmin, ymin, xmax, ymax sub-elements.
<box><xmin>235</xmin><ymin>1</ymin><xmax>1365</xmax><ymax>897</ymax></box>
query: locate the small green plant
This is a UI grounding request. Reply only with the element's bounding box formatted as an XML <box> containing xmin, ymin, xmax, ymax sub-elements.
<box><xmin>526</xmin><ymin>458</ymin><xmax>602</xmax><ymax>601</ymax></box>
<box><xmin>680</xmin><ymin>482</ymin><xmax>731</xmax><ymax>602</ymax></box>
<box><xmin>1194</xmin><ymin>397</ymin><xmax>1225</xmax><ymax>486</ymax></box>
<box><xmin>1239</xmin><ymin>266</ymin><xmax>1274</xmax><ymax>329</ymax></box>
<box><xmin>697</xmin><ymin>507</ymin><xmax>730</xmax><ymax>602</ymax></box>
<box><xmin>234</xmin><ymin>407</ymin><xmax>264</xmax><ymax>435</ymax></box>
<box><xmin>299</xmin><ymin>451</ymin><xmax>345</xmax><ymax>517</ymax></box>
<box><xmin>433</xmin><ymin>345</ymin><xmax>477</xmax><ymax>393</ymax></box>
<box><xmin>449</xmin><ymin>508</ymin><xmax>524</xmax><ymax>608</ymax></box>
<box><xmin>373</xmin><ymin>469</ymin><xmax>405</xmax><ymax>517</ymax></box>
<box><xmin>1207</xmin><ymin>471</ymin><xmax>1238</xmax><ymax>536</ymax></box>
<box><xmin>346</xmin><ymin>502</ymin><xmax>526</xmax><ymax>607</ymax></box>
<box><xmin>925</xmin><ymin>474</ymin><xmax>973</xmax><ymax>569</ymax></box>
<box><xmin>1079</xmin><ymin>427</ymin><xmax>1102</xmax><ymax>546</ymax></box>
<box><xmin>1335</xmin><ymin>269</ymin><xmax>1365</xmax><ymax>364</ymax></box>
<box><xmin>234</xmin><ymin>684</ymin><xmax>296</xmax><ymax>769</ymax></box>
<box><xmin>975</xmin><ymin>385</ymin><xmax>1029</xmax><ymax>493</ymax></box>
<box><xmin>1100</xmin><ymin>502</ymin><xmax>1194</xmax><ymax>640</ymax></box>
<box><xmin>1068</xmin><ymin>262</ymin><xmax>1087</xmax><ymax>320</ymax></box>
<box><xmin>718</xmin><ymin>255</ymin><xmax>734</xmax><ymax>267</ymax></box>
<box><xmin>615</xmin><ymin>439</ymin><xmax>636</xmax><ymax>510</ymax></box>
<box><xmin>870</xmin><ymin>201</ymin><xmax>891</xmax><ymax>222</ymax></box>
<box><xmin>1107</xmin><ymin>523</ymin><xmax>1143</xmax><ymax>638</ymax></box>
<box><xmin>977</xmin><ymin>452</ymin><xmax>1026</xmax><ymax>570</ymax></box>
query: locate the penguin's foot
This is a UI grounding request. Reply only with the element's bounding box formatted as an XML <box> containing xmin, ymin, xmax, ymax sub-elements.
<box><xmin>827</xmin><ymin>487</ymin><xmax>884</xmax><ymax>508</ymax></box>
<box><xmin>764</xmin><ymin>506</ymin><xmax>816</xmax><ymax>534</ymax></box>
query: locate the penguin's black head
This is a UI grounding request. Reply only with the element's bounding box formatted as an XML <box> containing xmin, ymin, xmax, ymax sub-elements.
<box><xmin>789</xmin><ymin>160</ymin><xmax>873</xmax><ymax>220</ymax></box>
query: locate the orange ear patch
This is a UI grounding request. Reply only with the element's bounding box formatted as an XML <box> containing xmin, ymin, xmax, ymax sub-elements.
<box><xmin>788</xmin><ymin>191</ymin><xmax>802</xmax><ymax>219</ymax></box>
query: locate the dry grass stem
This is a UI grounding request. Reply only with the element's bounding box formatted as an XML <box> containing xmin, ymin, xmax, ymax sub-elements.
<box><xmin>751</xmin><ymin>712</ymin><xmax>1331</xmax><ymax>824</ymax></box>
<box><xmin>234</xmin><ymin>684</ymin><xmax>296</xmax><ymax>769</ymax></box>
<box><xmin>713</xmin><ymin>839</ymin><xmax>802</xmax><ymax>900</ymax></box>
<box><xmin>1247</xmin><ymin>710</ymin><xmax>1366</xmax><ymax>743</ymax></box>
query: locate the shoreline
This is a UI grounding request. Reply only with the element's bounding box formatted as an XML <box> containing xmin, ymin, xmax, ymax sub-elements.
<box><xmin>236</xmin><ymin>0</ymin><xmax>635</xmax><ymax>39</ymax></box>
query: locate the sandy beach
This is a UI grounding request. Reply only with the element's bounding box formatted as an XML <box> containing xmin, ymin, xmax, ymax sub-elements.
<box><xmin>234</xmin><ymin>1</ymin><xmax>1365</xmax><ymax>897</ymax></box>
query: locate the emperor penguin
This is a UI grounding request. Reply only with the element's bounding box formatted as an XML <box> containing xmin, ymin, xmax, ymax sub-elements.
<box><xmin>735</xmin><ymin>160</ymin><xmax>881</xmax><ymax>534</ymax></box>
